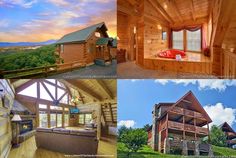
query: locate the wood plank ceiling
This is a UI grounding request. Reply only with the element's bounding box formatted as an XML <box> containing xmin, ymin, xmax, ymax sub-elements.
<box><xmin>148</xmin><ymin>0</ymin><xmax>211</xmax><ymax>25</ymax></box>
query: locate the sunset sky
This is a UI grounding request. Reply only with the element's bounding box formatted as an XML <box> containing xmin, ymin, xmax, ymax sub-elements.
<box><xmin>0</xmin><ymin>0</ymin><xmax>116</xmax><ymax>42</ymax></box>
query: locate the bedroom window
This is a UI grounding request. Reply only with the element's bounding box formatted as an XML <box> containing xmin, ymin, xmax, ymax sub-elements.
<box><xmin>172</xmin><ymin>31</ymin><xmax>184</xmax><ymax>50</ymax></box>
<box><xmin>187</xmin><ymin>29</ymin><xmax>201</xmax><ymax>51</ymax></box>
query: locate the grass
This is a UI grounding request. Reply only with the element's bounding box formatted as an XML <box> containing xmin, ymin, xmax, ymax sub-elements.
<box><xmin>213</xmin><ymin>145</ymin><xmax>236</xmax><ymax>156</ymax></box>
<box><xmin>118</xmin><ymin>143</ymin><xmax>181</xmax><ymax>158</ymax></box>
<box><xmin>118</xmin><ymin>143</ymin><xmax>236</xmax><ymax>158</ymax></box>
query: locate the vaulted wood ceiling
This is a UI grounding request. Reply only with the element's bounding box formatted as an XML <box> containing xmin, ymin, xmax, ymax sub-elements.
<box><xmin>10</xmin><ymin>79</ymin><xmax>116</xmax><ymax>104</ymax></box>
<box><xmin>119</xmin><ymin>0</ymin><xmax>212</xmax><ymax>25</ymax></box>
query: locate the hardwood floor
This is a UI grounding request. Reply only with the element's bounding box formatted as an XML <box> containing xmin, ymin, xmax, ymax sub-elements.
<box><xmin>8</xmin><ymin>135</ymin><xmax>116</xmax><ymax>158</ymax></box>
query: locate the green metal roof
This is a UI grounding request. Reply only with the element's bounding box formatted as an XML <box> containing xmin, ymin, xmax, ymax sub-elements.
<box><xmin>96</xmin><ymin>38</ymin><xmax>111</xmax><ymax>45</ymax></box>
<box><xmin>56</xmin><ymin>22</ymin><xmax>108</xmax><ymax>44</ymax></box>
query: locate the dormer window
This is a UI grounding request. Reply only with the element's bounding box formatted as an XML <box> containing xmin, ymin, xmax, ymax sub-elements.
<box><xmin>95</xmin><ymin>32</ymin><xmax>101</xmax><ymax>37</ymax></box>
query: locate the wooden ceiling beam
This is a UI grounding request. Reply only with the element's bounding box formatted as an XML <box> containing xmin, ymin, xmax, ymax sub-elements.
<box><xmin>16</xmin><ymin>94</ymin><xmax>73</xmax><ymax>108</ymax></box>
<box><xmin>147</xmin><ymin>0</ymin><xmax>174</xmax><ymax>24</ymax></box>
<box><xmin>168</xmin><ymin>0</ymin><xmax>183</xmax><ymax>22</ymax></box>
<box><xmin>15</xmin><ymin>79</ymin><xmax>37</xmax><ymax>94</ymax></box>
<box><xmin>90</xmin><ymin>80</ymin><xmax>113</xmax><ymax>100</ymax></box>
<box><xmin>190</xmin><ymin>0</ymin><xmax>196</xmax><ymax>21</ymax></box>
<box><xmin>60</xmin><ymin>80</ymin><xmax>102</xmax><ymax>102</ymax></box>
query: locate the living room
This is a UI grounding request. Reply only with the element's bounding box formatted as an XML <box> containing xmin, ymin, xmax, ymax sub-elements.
<box><xmin>0</xmin><ymin>79</ymin><xmax>117</xmax><ymax>158</ymax></box>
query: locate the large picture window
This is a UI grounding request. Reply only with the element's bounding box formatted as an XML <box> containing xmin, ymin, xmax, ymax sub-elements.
<box><xmin>50</xmin><ymin>113</ymin><xmax>56</xmax><ymax>128</ymax></box>
<box><xmin>172</xmin><ymin>31</ymin><xmax>184</xmax><ymax>50</ymax></box>
<box><xmin>39</xmin><ymin>111</ymin><xmax>48</xmax><ymax>128</ymax></box>
<box><xmin>57</xmin><ymin>114</ymin><xmax>62</xmax><ymax>127</ymax></box>
<box><xmin>64</xmin><ymin>114</ymin><xmax>69</xmax><ymax>127</ymax></box>
<box><xmin>187</xmin><ymin>30</ymin><xmax>201</xmax><ymax>51</ymax></box>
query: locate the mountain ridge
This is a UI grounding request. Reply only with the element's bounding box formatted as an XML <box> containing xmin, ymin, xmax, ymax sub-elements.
<box><xmin>0</xmin><ymin>39</ymin><xmax>57</xmax><ymax>47</ymax></box>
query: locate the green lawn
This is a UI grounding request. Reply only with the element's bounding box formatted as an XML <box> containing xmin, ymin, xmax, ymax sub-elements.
<box><xmin>118</xmin><ymin>143</ymin><xmax>236</xmax><ymax>158</ymax></box>
<box><xmin>213</xmin><ymin>145</ymin><xmax>236</xmax><ymax>156</ymax></box>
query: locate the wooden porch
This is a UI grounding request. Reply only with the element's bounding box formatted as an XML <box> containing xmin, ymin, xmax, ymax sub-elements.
<box><xmin>167</xmin><ymin>121</ymin><xmax>208</xmax><ymax>135</ymax></box>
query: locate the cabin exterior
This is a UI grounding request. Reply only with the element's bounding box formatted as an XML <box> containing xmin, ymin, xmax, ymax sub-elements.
<box><xmin>219</xmin><ymin>122</ymin><xmax>236</xmax><ymax>148</ymax></box>
<box><xmin>148</xmin><ymin>91</ymin><xmax>213</xmax><ymax>156</ymax></box>
<box><xmin>56</xmin><ymin>22</ymin><xmax>114</xmax><ymax>65</ymax></box>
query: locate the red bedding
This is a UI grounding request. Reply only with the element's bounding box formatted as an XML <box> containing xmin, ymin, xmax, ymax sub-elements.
<box><xmin>158</xmin><ymin>49</ymin><xmax>186</xmax><ymax>59</ymax></box>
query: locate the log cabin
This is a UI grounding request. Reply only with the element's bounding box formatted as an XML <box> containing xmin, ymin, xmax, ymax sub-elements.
<box><xmin>147</xmin><ymin>91</ymin><xmax>213</xmax><ymax>156</ymax></box>
<box><xmin>56</xmin><ymin>22</ymin><xmax>115</xmax><ymax>65</ymax></box>
<box><xmin>118</xmin><ymin>0</ymin><xmax>236</xmax><ymax>78</ymax></box>
<box><xmin>0</xmin><ymin>79</ymin><xmax>117</xmax><ymax>158</ymax></box>
<box><xmin>219</xmin><ymin>122</ymin><xmax>236</xmax><ymax>148</ymax></box>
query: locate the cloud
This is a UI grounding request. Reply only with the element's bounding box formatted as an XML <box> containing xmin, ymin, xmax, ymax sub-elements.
<box><xmin>46</xmin><ymin>0</ymin><xmax>69</xmax><ymax>6</ymax></box>
<box><xmin>154</xmin><ymin>79</ymin><xmax>236</xmax><ymax>91</ymax></box>
<box><xmin>118</xmin><ymin>120</ymin><xmax>136</xmax><ymax>128</ymax></box>
<box><xmin>0</xmin><ymin>19</ymin><xmax>10</xmax><ymax>28</ymax></box>
<box><xmin>0</xmin><ymin>0</ymin><xmax>116</xmax><ymax>42</ymax></box>
<box><xmin>0</xmin><ymin>0</ymin><xmax>37</xmax><ymax>8</ymax></box>
<box><xmin>204</xmin><ymin>103</ymin><xmax>236</xmax><ymax>127</ymax></box>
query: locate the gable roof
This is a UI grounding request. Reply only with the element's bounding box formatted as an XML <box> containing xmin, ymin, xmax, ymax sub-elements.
<box><xmin>157</xmin><ymin>91</ymin><xmax>212</xmax><ymax>123</ymax></box>
<box><xmin>56</xmin><ymin>22</ymin><xmax>108</xmax><ymax>44</ymax></box>
<box><xmin>219</xmin><ymin>122</ymin><xmax>235</xmax><ymax>133</ymax></box>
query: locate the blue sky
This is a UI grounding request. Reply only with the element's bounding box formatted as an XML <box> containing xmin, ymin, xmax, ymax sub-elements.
<box><xmin>118</xmin><ymin>79</ymin><xmax>236</xmax><ymax>130</ymax></box>
<box><xmin>0</xmin><ymin>0</ymin><xmax>116</xmax><ymax>42</ymax></box>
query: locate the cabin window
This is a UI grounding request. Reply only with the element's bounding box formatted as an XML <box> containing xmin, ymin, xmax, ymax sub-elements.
<box><xmin>187</xmin><ymin>29</ymin><xmax>201</xmax><ymax>52</ymax></box>
<box><xmin>78</xmin><ymin>113</ymin><xmax>92</xmax><ymax>124</ymax></box>
<box><xmin>78</xmin><ymin>114</ymin><xmax>84</xmax><ymax>124</ymax></box>
<box><xmin>95</xmin><ymin>32</ymin><xmax>101</xmax><ymax>37</ymax></box>
<box><xmin>39</xmin><ymin>111</ymin><xmax>48</xmax><ymax>128</ymax></box>
<box><xmin>89</xmin><ymin>43</ymin><xmax>95</xmax><ymax>53</ymax></box>
<box><xmin>57</xmin><ymin>113</ymin><xmax>62</xmax><ymax>127</ymax></box>
<box><xmin>50</xmin><ymin>113</ymin><xmax>57</xmax><ymax>128</ymax></box>
<box><xmin>85</xmin><ymin>114</ymin><xmax>92</xmax><ymax>124</ymax></box>
<box><xmin>60</xmin><ymin>44</ymin><xmax>64</xmax><ymax>53</ymax></box>
<box><xmin>162</xmin><ymin>31</ymin><xmax>167</xmax><ymax>40</ymax></box>
<box><xmin>172</xmin><ymin>30</ymin><xmax>184</xmax><ymax>50</ymax></box>
<box><xmin>64</xmin><ymin>114</ymin><xmax>69</xmax><ymax>126</ymax></box>
<box><xmin>39</xmin><ymin>104</ymin><xmax>47</xmax><ymax>109</ymax></box>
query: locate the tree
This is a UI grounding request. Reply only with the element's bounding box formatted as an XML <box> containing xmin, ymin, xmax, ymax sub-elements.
<box><xmin>118</xmin><ymin>125</ymin><xmax>130</xmax><ymax>142</ymax></box>
<box><xmin>119</xmin><ymin>128</ymin><xmax>148</xmax><ymax>156</ymax></box>
<box><xmin>143</xmin><ymin>124</ymin><xmax>151</xmax><ymax>131</ymax></box>
<box><xmin>210</xmin><ymin>125</ymin><xmax>227</xmax><ymax>147</ymax></box>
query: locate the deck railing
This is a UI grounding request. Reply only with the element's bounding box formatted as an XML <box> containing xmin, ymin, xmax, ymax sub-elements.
<box><xmin>168</xmin><ymin>120</ymin><xmax>208</xmax><ymax>135</ymax></box>
<box><xmin>0</xmin><ymin>60</ymin><xmax>86</xmax><ymax>79</ymax></box>
<box><xmin>170</xmin><ymin>107</ymin><xmax>206</xmax><ymax>120</ymax></box>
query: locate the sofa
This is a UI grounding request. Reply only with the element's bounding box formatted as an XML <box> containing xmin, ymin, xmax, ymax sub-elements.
<box><xmin>35</xmin><ymin>127</ymin><xmax>98</xmax><ymax>155</ymax></box>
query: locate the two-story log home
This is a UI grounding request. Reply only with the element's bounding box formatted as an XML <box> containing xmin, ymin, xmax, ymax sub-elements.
<box><xmin>219</xmin><ymin>122</ymin><xmax>236</xmax><ymax>148</ymax></box>
<box><xmin>148</xmin><ymin>91</ymin><xmax>213</xmax><ymax>156</ymax></box>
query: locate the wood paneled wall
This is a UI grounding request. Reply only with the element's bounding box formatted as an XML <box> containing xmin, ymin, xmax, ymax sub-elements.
<box><xmin>210</xmin><ymin>0</ymin><xmax>236</xmax><ymax>78</ymax></box>
<box><xmin>144</xmin><ymin>0</ymin><xmax>169</xmax><ymax>58</ymax></box>
<box><xmin>0</xmin><ymin>80</ymin><xmax>14</xmax><ymax>158</ymax></box>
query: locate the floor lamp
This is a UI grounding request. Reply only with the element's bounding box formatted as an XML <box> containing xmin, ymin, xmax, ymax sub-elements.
<box><xmin>12</xmin><ymin>114</ymin><xmax>22</xmax><ymax>148</ymax></box>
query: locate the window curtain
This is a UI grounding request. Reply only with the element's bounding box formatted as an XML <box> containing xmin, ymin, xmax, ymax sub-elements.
<box><xmin>169</xmin><ymin>25</ymin><xmax>206</xmax><ymax>52</ymax></box>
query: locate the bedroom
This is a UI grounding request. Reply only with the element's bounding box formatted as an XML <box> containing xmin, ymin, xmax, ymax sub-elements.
<box><xmin>117</xmin><ymin>0</ymin><xmax>236</xmax><ymax>78</ymax></box>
